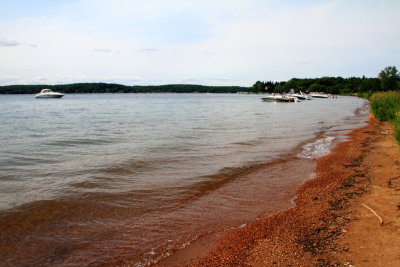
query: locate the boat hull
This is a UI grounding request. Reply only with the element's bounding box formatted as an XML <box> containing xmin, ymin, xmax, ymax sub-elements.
<box><xmin>261</xmin><ymin>96</ymin><xmax>295</xmax><ymax>102</ymax></box>
<box><xmin>310</xmin><ymin>92</ymin><xmax>329</xmax><ymax>98</ymax></box>
<box><xmin>35</xmin><ymin>94</ymin><xmax>64</xmax><ymax>98</ymax></box>
<box><xmin>291</xmin><ymin>94</ymin><xmax>311</xmax><ymax>100</ymax></box>
<box><xmin>310</xmin><ymin>95</ymin><xmax>328</xmax><ymax>98</ymax></box>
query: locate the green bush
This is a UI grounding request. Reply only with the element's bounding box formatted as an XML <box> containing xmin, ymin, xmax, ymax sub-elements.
<box><xmin>357</xmin><ymin>91</ymin><xmax>374</xmax><ymax>99</ymax></box>
<box><xmin>370</xmin><ymin>91</ymin><xmax>400</xmax><ymax>143</ymax></box>
<box><xmin>394</xmin><ymin>116</ymin><xmax>400</xmax><ymax>143</ymax></box>
<box><xmin>370</xmin><ymin>91</ymin><xmax>400</xmax><ymax>121</ymax></box>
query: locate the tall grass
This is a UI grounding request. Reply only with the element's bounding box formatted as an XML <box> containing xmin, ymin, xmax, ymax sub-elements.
<box><xmin>370</xmin><ymin>91</ymin><xmax>400</xmax><ymax>143</ymax></box>
<box><xmin>394</xmin><ymin>116</ymin><xmax>400</xmax><ymax>143</ymax></box>
<box><xmin>357</xmin><ymin>91</ymin><xmax>374</xmax><ymax>99</ymax></box>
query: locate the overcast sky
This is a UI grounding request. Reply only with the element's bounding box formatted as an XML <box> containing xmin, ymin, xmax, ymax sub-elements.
<box><xmin>0</xmin><ymin>0</ymin><xmax>399</xmax><ymax>86</ymax></box>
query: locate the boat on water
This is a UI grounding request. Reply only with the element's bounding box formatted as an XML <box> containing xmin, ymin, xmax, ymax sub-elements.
<box><xmin>261</xmin><ymin>94</ymin><xmax>300</xmax><ymax>103</ymax></box>
<box><xmin>291</xmin><ymin>91</ymin><xmax>312</xmax><ymax>100</ymax></box>
<box><xmin>310</xmin><ymin>92</ymin><xmax>330</xmax><ymax>98</ymax></box>
<box><xmin>35</xmin><ymin>89</ymin><xmax>64</xmax><ymax>99</ymax></box>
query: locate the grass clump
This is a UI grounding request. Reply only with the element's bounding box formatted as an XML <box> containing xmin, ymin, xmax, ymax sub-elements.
<box><xmin>370</xmin><ymin>91</ymin><xmax>400</xmax><ymax>143</ymax></box>
<box><xmin>394</xmin><ymin>116</ymin><xmax>400</xmax><ymax>143</ymax></box>
<box><xmin>357</xmin><ymin>91</ymin><xmax>374</xmax><ymax>99</ymax></box>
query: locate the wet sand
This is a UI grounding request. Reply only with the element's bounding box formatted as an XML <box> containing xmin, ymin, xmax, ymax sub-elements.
<box><xmin>157</xmin><ymin>118</ymin><xmax>400</xmax><ymax>266</ymax></box>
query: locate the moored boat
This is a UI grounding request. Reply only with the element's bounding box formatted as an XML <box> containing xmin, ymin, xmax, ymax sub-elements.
<box><xmin>310</xmin><ymin>92</ymin><xmax>330</xmax><ymax>98</ymax></box>
<box><xmin>261</xmin><ymin>94</ymin><xmax>299</xmax><ymax>102</ymax></box>
<box><xmin>291</xmin><ymin>91</ymin><xmax>312</xmax><ymax>100</ymax></box>
<box><xmin>35</xmin><ymin>89</ymin><xmax>64</xmax><ymax>99</ymax></box>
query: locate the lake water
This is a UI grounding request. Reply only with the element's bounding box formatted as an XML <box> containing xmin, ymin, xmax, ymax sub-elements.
<box><xmin>0</xmin><ymin>93</ymin><xmax>368</xmax><ymax>266</ymax></box>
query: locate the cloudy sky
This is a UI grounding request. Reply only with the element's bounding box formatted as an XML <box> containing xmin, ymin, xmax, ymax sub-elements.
<box><xmin>0</xmin><ymin>0</ymin><xmax>399</xmax><ymax>86</ymax></box>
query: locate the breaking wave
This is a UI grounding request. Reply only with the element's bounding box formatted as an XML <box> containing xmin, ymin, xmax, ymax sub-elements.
<box><xmin>298</xmin><ymin>136</ymin><xmax>335</xmax><ymax>159</ymax></box>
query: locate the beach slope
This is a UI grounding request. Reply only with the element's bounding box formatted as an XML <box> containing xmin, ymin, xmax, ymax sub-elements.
<box><xmin>166</xmin><ymin>119</ymin><xmax>400</xmax><ymax>266</ymax></box>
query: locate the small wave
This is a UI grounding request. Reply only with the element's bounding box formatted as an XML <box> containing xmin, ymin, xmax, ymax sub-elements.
<box><xmin>45</xmin><ymin>138</ymin><xmax>115</xmax><ymax>147</ymax></box>
<box><xmin>0</xmin><ymin>175</ymin><xmax>13</xmax><ymax>181</ymax></box>
<box><xmin>308</xmin><ymin>172</ymin><xmax>317</xmax><ymax>180</ymax></box>
<box><xmin>1</xmin><ymin>155</ymin><xmax>59</xmax><ymax>167</ymax></box>
<box><xmin>101</xmin><ymin>160</ymin><xmax>153</xmax><ymax>175</ymax></box>
<box><xmin>232</xmin><ymin>141</ymin><xmax>254</xmax><ymax>146</ymax></box>
<box><xmin>298</xmin><ymin>136</ymin><xmax>335</xmax><ymax>159</ymax></box>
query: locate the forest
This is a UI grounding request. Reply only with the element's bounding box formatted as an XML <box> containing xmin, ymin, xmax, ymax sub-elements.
<box><xmin>1</xmin><ymin>66</ymin><xmax>398</xmax><ymax>95</ymax></box>
<box><xmin>251</xmin><ymin>66</ymin><xmax>399</xmax><ymax>95</ymax></box>
<box><xmin>0</xmin><ymin>83</ymin><xmax>247</xmax><ymax>94</ymax></box>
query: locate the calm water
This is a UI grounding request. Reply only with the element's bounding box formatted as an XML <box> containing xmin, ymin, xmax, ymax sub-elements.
<box><xmin>0</xmin><ymin>94</ymin><xmax>368</xmax><ymax>266</ymax></box>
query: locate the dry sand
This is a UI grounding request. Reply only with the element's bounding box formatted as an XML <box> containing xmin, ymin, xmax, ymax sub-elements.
<box><xmin>335</xmin><ymin>122</ymin><xmax>400</xmax><ymax>267</ymax></box>
<box><xmin>156</xmin><ymin>119</ymin><xmax>400</xmax><ymax>266</ymax></box>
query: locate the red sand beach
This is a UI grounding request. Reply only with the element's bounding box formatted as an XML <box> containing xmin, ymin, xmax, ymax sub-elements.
<box><xmin>157</xmin><ymin>119</ymin><xmax>400</xmax><ymax>266</ymax></box>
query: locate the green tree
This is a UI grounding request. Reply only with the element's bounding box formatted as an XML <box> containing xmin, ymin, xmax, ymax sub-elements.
<box><xmin>378</xmin><ymin>66</ymin><xmax>399</xmax><ymax>91</ymax></box>
<box><xmin>264</xmin><ymin>81</ymin><xmax>275</xmax><ymax>92</ymax></box>
<box><xmin>251</xmin><ymin>81</ymin><xmax>265</xmax><ymax>93</ymax></box>
<box><xmin>309</xmin><ymin>83</ymin><xmax>324</xmax><ymax>92</ymax></box>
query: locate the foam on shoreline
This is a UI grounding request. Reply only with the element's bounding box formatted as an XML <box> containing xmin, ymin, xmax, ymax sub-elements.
<box><xmin>298</xmin><ymin>136</ymin><xmax>335</xmax><ymax>159</ymax></box>
<box><xmin>157</xmin><ymin>106</ymin><xmax>372</xmax><ymax>266</ymax></box>
<box><xmin>180</xmin><ymin>120</ymin><xmax>377</xmax><ymax>266</ymax></box>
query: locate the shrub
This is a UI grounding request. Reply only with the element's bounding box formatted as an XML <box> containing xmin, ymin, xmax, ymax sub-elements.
<box><xmin>370</xmin><ymin>91</ymin><xmax>400</xmax><ymax>121</ymax></box>
<box><xmin>394</xmin><ymin>115</ymin><xmax>400</xmax><ymax>143</ymax></box>
<box><xmin>370</xmin><ymin>91</ymin><xmax>400</xmax><ymax>144</ymax></box>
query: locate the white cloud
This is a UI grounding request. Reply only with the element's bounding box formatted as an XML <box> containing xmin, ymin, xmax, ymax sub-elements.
<box><xmin>93</xmin><ymin>48</ymin><xmax>112</xmax><ymax>53</ymax></box>
<box><xmin>135</xmin><ymin>48</ymin><xmax>158</xmax><ymax>53</ymax></box>
<box><xmin>0</xmin><ymin>38</ymin><xmax>19</xmax><ymax>47</ymax></box>
<box><xmin>0</xmin><ymin>0</ymin><xmax>399</xmax><ymax>85</ymax></box>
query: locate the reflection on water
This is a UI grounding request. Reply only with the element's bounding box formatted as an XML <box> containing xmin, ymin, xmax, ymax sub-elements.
<box><xmin>0</xmin><ymin>94</ymin><xmax>368</xmax><ymax>265</ymax></box>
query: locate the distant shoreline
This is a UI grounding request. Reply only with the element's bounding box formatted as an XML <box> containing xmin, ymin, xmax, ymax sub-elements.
<box><xmin>0</xmin><ymin>83</ymin><xmax>249</xmax><ymax>94</ymax></box>
<box><xmin>0</xmin><ymin>74</ymin><xmax>386</xmax><ymax>96</ymax></box>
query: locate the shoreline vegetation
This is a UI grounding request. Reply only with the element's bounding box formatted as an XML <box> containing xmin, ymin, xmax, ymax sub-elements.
<box><xmin>0</xmin><ymin>83</ymin><xmax>247</xmax><ymax>94</ymax></box>
<box><xmin>0</xmin><ymin>66</ymin><xmax>398</xmax><ymax>95</ymax></box>
<box><xmin>370</xmin><ymin>91</ymin><xmax>400</xmax><ymax>143</ymax></box>
<box><xmin>0</xmin><ymin>76</ymin><xmax>390</xmax><ymax>95</ymax></box>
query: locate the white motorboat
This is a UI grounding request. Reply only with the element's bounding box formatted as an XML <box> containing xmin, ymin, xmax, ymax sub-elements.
<box><xmin>291</xmin><ymin>91</ymin><xmax>312</xmax><ymax>100</ymax></box>
<box><xmin>35</xmin><ymin>89</ymin><xmax>64</xmax><ymax>99</ymax></box>
<box><xmin>310</xmin><ymin>92</ymin><xmax>330</xmax><ymax>98</ymax></box>
<box><xmin>261</xmin><ymin>94</ymin><xmax>299</xmax><ymax>102</ymax></box>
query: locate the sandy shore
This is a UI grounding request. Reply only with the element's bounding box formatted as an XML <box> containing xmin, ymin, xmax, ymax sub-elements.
<box><xmin>157</xmin><ymin>118</ymin><xmax>400</xmax><ymax>266</ymax></box>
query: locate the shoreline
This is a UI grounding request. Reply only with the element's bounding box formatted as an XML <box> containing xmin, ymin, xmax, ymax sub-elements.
<box><xmin>157</xmin><ymin>118</ymin><xmax>399</xmax><ymax>266</ymax></box>
<box><xmin>1</xmin><ymin>96</ymin><xmax>370</xmax><ymax>266</ymax></box>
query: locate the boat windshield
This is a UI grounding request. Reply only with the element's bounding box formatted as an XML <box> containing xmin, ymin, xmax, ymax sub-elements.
<box><xmin>41</xmin><ymin>89</ymin><xmax>52</xmax><ymax>93</ymax></box>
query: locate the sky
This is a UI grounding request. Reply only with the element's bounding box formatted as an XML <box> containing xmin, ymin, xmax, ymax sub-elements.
<box><xmin>0</xmin><ymin>0</ymin><xmax>399</xmax><ymax>86</ymax></box>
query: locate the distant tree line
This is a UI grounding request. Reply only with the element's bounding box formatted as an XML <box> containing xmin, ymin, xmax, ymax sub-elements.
<box><xmin>1</xmin><ymin>66</ymin><xmax>398</xmax><ymax>95</ymax></box>
<box><xmin>251</xmin><ymin>66</ymin><xmax>400</xmax><ymax>95</ymax></box>
<box><xmin>0</xmin><ymin>83</ymin><xmax>249</xmax><ymax>94</ymax></box>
